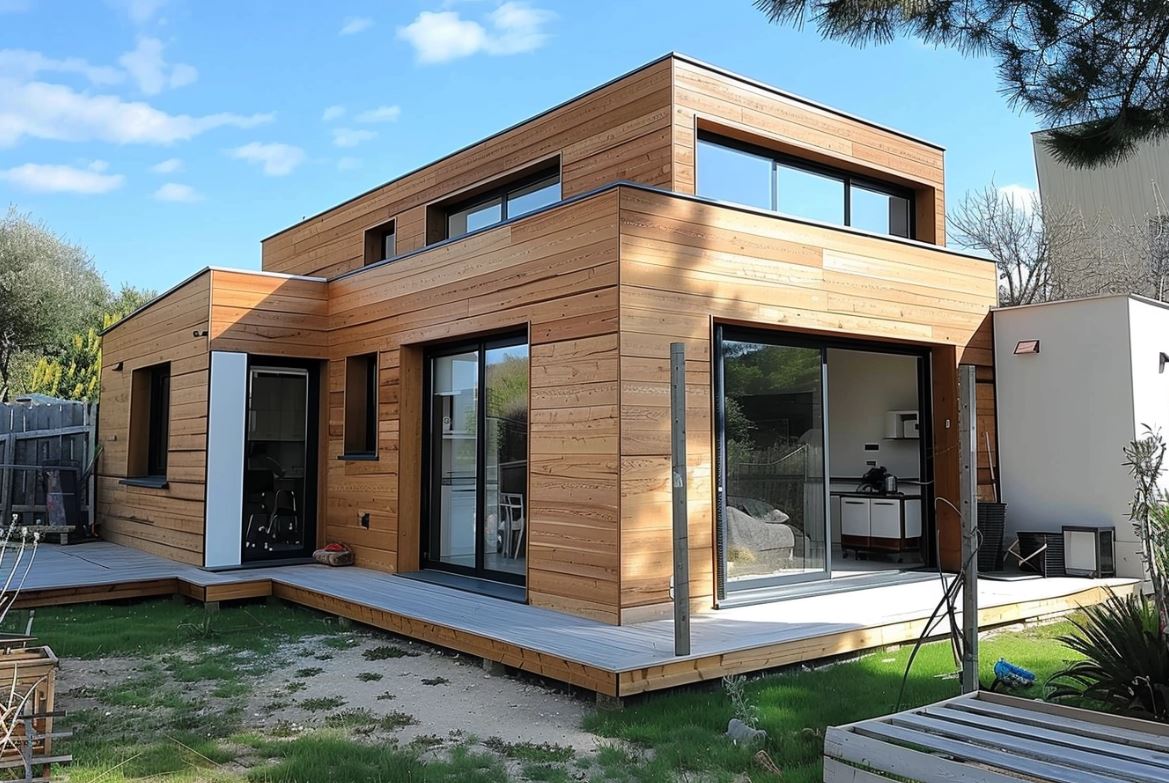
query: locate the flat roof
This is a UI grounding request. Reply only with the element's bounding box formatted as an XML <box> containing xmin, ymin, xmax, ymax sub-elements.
<box><xmin>263</xmin><ymin>52</ymin><xmax>943</xmax><ymax>243</ymax></box>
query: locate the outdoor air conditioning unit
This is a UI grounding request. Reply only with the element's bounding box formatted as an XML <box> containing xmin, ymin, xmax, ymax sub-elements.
<box><xmin>1062</xmin><ymin>526</ymin><xmax>1115</xmax><ymax>578</ymax></box>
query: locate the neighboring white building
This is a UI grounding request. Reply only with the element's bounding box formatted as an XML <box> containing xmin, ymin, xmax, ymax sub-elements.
<box><xmin>993</xmin><ymin>294</ymin><xmax>1169</xmax><ymax>579</ymax></box>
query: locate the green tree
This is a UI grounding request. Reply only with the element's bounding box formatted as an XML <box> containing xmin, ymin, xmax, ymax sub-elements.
<box><xmin>756</xmin><ymin>1</ymin><xmax>1169</xmax><ymax>167</ymax></box>
<box><xmin>0</xmin><ymin>208</ymin><xmax>106</xmax><ymax>401</ymax></box>
<box><xmin>25</xmin><ymin>288</ymin><xmax>156</xmax><ymax>403</ymax></box>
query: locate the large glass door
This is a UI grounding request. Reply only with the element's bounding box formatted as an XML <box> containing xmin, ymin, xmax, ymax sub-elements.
<box><xmin>242</xmin><ymin>365</ymin><xmax>317</xmax><ymax>562</ymax></box>
<box><xmin>424</xmin><ymin>335</ymin><xmax>529</xmax><ymax>584</ymax></box>
<box><xmin>716</xmin><ymin>327</ymin><xmax>829</xmax><ymax>592</ymax></box>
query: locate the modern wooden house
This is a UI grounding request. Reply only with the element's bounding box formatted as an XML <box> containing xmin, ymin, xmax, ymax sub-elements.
<box><xmin>98</xmin><ymin>53</ymin><xmax>1000</xmax><ymax>631</ymax></box>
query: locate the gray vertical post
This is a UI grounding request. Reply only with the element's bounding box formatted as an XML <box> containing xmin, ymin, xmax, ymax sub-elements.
<box><xmin>670</xmin><ymin>343</ymin><xmax>690</xmax><ymax>656</ymax></box>
<box><xmin>958</xmin><ymin>363</ymin><xmax>979</xmax><ymax>693</ymax></box>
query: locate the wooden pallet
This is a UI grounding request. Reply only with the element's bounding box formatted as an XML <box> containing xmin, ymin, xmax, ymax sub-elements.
<box><xmin>824</xmin><ymin>690</ymin><xmax>1169</xmax><ymax>782</ymax></box>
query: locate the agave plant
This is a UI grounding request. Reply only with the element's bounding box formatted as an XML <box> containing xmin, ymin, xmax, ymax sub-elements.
<box><xmin>1048</xmin><ymin>591</ymin><xmax>1169</xmax><ymax>722</ymax></box>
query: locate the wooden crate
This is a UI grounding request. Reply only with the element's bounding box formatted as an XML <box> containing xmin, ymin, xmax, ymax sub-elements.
<box><xmin>0</xmin><ymin>644</ymin><xmax>69</xmax><ymax>781</ymax></box>
<box><xmin>824</xmin><ymin>690</ymin><xmax>1169</xmax><ymax>782</ymax></box>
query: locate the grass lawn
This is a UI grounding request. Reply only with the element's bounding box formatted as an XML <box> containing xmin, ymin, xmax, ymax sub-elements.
<box><xmin>10</xmin><ymin>599</ymin><xmax>1085</xmax><ymax>782</ymax></box>
<box><xmin>585</xmin><ymin>619</ymin><xmax>1081</xmax><ymax>782</ymax></box>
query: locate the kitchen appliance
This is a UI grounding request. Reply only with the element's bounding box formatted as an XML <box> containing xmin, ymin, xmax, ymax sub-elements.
<box><xmin>883</xmin><ymin>474</ymin><xmax>898</xmax><ymax>494</ymax></box>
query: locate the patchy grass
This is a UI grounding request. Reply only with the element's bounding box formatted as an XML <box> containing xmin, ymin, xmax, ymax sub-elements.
<box><xmin>300</xmin><ymin>696</ymin><xmax>346</xmax><ymax>712</ymax></box>
<box><xmin>293</xmin><ymin>666</ymin><xmax>324</xmax><ymax>678</ymax></box>
<box><xmin>356</xmin><ymin>671</ymin><xmax>383</xmax><ymax>682</ymax></box>
<box><xmin>244</xmin><ymin>733</ymin><xmax>507</xmax><ymax>782</ymax></box>
<box><xmin>586</xmin><ymin>620</ymin><xmax>1084</xmax><ymax>783</ymax></box>
<box><xmin>483</xmin><ymin>737</ymin><xmax>575</xmax><ymax>763</ymax></box>
<box><xmin>6</xmin><ymin>599</ymin><xmax>334</xmax><ymax>659</ymax></box>
<box><xmin>362</xmin><ymin>644</ymin><xmax>418</xmax><ymax>660</ymax></box>
<box><xmin>421</xmin><ymin>675</ymin><xmax>449</xmax><ymax>686</ymax></box>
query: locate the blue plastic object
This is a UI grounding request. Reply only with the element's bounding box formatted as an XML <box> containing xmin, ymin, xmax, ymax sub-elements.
<box><xmin>994</xmin><ymin>658</ymin><xmax>1036</xmax><ymax>689</ymax></box>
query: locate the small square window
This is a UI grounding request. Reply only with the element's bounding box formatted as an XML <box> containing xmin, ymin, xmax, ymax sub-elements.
<box><xmin>364</xmin><ymin>221</ymin><xmax>396</xmax><ymax>266</ymax></box>
<box><xmin>343</xmin><ymin>354</ymin><xmax>378</xmax><ymax>456</ymax></box>
<box><xmin>128</xmin><ymin>363</ymin><xmax>170</xmax><ymax>478</ymax></box>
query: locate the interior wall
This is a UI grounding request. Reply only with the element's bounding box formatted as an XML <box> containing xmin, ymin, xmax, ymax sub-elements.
<box><xmin>826</xmin><ymin>349</ymin><xmax>920</xmax><ymax>480</ymax></box>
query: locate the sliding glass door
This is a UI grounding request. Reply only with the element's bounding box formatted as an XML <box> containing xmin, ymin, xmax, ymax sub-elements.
<box><xmin>424</xmin><ymin>334</ymin><xmax>529</xmax><ymax>584</ymax></box>
<box><xmin>716</xmin><ymin>327</ymin><xmax>829</xmax><ymax>592</ymax></box>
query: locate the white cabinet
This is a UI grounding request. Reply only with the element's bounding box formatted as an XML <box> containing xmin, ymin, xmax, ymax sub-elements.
<box><xmin>904</xmin><ymin>498</ymin><xmax>922</xmax><ymax>538</ymax></box>
<box><xmin>869</xmin><ymin>498</ymin><xmax>901</xmax><ymax>539</ymax></box>
<box><xmin>834</xmin><ymin>493</ymin><xmax>923</xmax><ymax>556</ymax></box>
<box><xmin>841</xmin><ymin>498</ymin><xmax>870</xmax><ymax>537</ymax></box>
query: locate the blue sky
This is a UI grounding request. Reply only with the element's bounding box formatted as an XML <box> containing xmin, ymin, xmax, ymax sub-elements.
<box><xmin>0</xmin><ymin>0</ymin><xmax>1040</xmax><ymax>294</ymax></box>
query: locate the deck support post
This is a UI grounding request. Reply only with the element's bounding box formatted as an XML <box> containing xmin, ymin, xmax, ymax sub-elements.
<box><xmin>482</xmin><ymin>658</ymin><xmax>506</xmax><ymax>676</ymax></box>
<box><xmin>596</xmin><ymin>692</ymin><xmax>624</xmax><ymax>711</ymax></box>
<box><xmin>958</xmin><ymin>364</ymin><xmax>979</xmax><ymax>693</ymax></box>
<box><xmin>670</xmin><ymin>343</ymin><xmax>691</xmax><ymax>657</ymax></box>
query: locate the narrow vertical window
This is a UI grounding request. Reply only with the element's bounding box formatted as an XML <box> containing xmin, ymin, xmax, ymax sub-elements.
<box><xmin>128</xmin><ymin>362</ymin><xmax>170</xmax><ymax>480</ymax></box>
<box><xmin>343</xmin><ymin>353</ymin><xmax>378</xmax><ymax>457</ymax></box>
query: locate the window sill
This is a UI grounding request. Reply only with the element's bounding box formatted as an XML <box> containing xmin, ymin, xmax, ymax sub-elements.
<box><xmin>120</xmin><ymin>476</ymin><xmax>169</xmax><ymax>489</ymax></box>
<box><xmin>338</xmin><ymin>453</ymin><xmax>379</xmax><ymax>462</ymax></box>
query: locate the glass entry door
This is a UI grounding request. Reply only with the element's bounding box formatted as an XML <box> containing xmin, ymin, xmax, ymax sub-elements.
<box><xmin>716</xmin><ymin>327</ymin><xmax>829</xmax><ymax>592</ymax></box>
<box><xmin>242</xmin><ymin>365</ymin><xmax>317</xmax><ymax>562</ymax></box>
<box><xmin>424</xmin><ymin>335</ymin><xmax>529</xmax><ymax>584</ymax></box>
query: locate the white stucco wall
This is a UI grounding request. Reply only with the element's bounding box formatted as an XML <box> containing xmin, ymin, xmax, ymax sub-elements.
<box><xmin>1123</xmin><ymin>298</ymin><xmax>1169</xmax><ymax>574</ymax></box>
<box><xmin>994</xmin><ymin>296</ymin><xmax>1144</xmax><ymax>577</ymax></box>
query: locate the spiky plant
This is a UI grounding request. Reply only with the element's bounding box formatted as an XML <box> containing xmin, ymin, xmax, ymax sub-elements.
<box><xmin>1048</xmin><ymin>591</ymin><xmax>1169</xmax><ymax>722</ymax></box>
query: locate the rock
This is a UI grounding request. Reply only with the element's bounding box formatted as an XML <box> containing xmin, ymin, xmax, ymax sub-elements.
<box><xmin>726</xmin><ymin>718</ymin><xmax>767</xmax><ymax>745</ymax></box>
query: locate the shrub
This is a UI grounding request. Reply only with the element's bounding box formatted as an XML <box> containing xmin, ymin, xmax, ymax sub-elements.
<box><xmin>1048</xmin><ymin>591</ymin><xmax>1169</xmax><ymax>722</ymax></box>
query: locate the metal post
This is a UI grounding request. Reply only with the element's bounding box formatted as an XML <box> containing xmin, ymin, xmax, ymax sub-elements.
<box><xmin>670</xmin><ymin>343</ymin><xmax>691</xmax><ymax>656</ymax></box>
<box><xmin>958</xmin><ymin>364</ymin><xmax>979</xmax><ymax>693</ymax></box>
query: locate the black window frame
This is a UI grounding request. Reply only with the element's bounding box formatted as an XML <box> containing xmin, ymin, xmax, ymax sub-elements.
<box><xmin>696</xmin><ymin>130</ymin><xmax>916</xmax><ymax>239</ymax></box>
<box><xmin>341</xmin><ymin>353</ymin><xmax>378</xmax><ymax>459</ymax></box>
<box><xmin>363</xmin><ymin>220</ymin><xmax>396</xmax><ymax>266</ymax></box>
<box><xmin>443</xmin><ymin>166</ymin><xmax>560</xmax><ymax>241</ymax></box>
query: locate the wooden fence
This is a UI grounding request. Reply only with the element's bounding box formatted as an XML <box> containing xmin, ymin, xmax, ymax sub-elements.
<box><xmin>0</xmin><ymin>399</ymin><xmax>96</xmax><ymax>531</ymax></box>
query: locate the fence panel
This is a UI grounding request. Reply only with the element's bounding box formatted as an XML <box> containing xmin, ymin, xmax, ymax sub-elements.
<box><xmin>0</xmin><ymin>399</ymin><xmax>96</xmax><ymax>530</ymax></box>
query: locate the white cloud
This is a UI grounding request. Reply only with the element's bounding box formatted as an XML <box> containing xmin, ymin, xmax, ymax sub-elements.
<box><xmin>999</xmin><ymin>184</ymin><xmax>1039</xmax><ymax>215</ymax></box>
<box><xmin>0</xmin><ymin>162</ymin><xmax>124</xmax><ymax>194</ymax></box>
<box><xmin>340</xmin><ymin>16</ymin><xmax>373</xmax><ymax>35</ymax></box>
<box><xmin>118</xmin><ymin>37</ymin><xmax>197</xmax><ymax>95</ymax></box>
<box><xmin>322</xmin><ymin>104</ymin><xmax>345</xmax><ymax>122</ymax></box>
<box><xmin>0</xmin><ymin>49</ymin><xmax>124</xmax><ymax>86</ymax></box>
<box><xmin>397</xmin><ymin>2</ymin><xmax>553</xmax><ymax>64</ymax></box>
<box><xmin>87</xmin><ymin>159</ymin><xmax>110</xmax><ymax>172</ymax></box>
<box><xmin>485</xmin><ymin>2</ymin><xmax>554</xmax><ymax>55</ymax></box>
<box><xmin>332</xmin><ymin>127</ymin><xmax>376</xmax><ymax>148</ymax></box>
<box><xmin>229</xmin><ymin>142</ymin><xmax>304</xmax><ymax>176</ymax></box>
<box><xmin>355</xmin><ymin>105</ymin><xmax>400</xmax><ymax>124</ymax></box>
<box><xmin>337</xmin><ymin>157</ymin><xmax>361</xmax><ymax>172</ymax></box>
<box><xmin>0</xmin><ymin>78</ymin><xmax>272</xmax><ymax>147</ymax></box>
<box><xmin>151</xmin><ymin>157</ymin><xmax>182</xmax><ymax>173</ymax></box>
<box><xmin>153</xmin><ymin>182</ymin><xmax>201</xmax><ymax>202</ymax></box>
<box><xmin>109</xmin><ymin>0</ymin><xmax>168</xmax><ymax>25</ymax></box>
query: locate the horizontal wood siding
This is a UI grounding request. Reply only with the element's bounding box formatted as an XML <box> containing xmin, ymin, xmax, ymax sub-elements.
<box><xmin>208</xmin><ymin>269</ymin><xmax>329</xmax><ymax>358</ymax></box>
<box><xmin>325</xmin><ymin>192</ymin><xmax>623</xmax><ymax>622</ymax></box>
<box><xmin>671</xmin><ymin>59</ymin><xmax>947</xmax><ymax>245</ymax></box>
<box><xmin>98</xmin><ymin>272</ymin><xmax>212</xmax><ymax>565</ymax></box>
<box><xmin>616</xmin><ymin>189</ymin><xmax>997</xmax><ymax>613</ymax></box>
<box><xmin>261</xmin><ymin>60</ymin><xmax>673</xmax><ymax>279</ymax></box>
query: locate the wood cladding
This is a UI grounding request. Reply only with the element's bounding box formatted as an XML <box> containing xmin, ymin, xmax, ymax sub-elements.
<box><xmin>261</xmin><ymin>55</ymin><xmax>946</xmax><ymax>280</ymax></box>
<box><xmin>99</xmin><ymin>271</ymin><xmax>211</xmax><ymax>565</ymax></box>
<box><xmin>323</xmin><ymin>192</ymin><xmax>622</xmax><ymax>622</ymax></box>
<box><xmin>615</xmin><ymin>188</ymin><xmax>996</xmax><ymax>613</ymax></box>
<box><xmin>102</xmin><ymin>56</ymin><xmax>991</xmax><ymax>626</ymax></box>
<box><xmin>261</xmin><ymin>59</ymin><xmax>673</xmax><ymax>279</ymax></box>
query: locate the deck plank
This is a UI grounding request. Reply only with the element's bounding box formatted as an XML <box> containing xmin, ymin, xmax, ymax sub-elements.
<box><xmin>5</xmin><ymin>543</ymin><xmax>1138</xmax><ymax>694</ymax></box>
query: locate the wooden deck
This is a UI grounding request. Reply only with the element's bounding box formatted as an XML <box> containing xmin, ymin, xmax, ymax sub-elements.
<box><xmin>7</xmin><ymin>543</ymin><xmax>1137</xmax><ymax>697</ymax></box>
